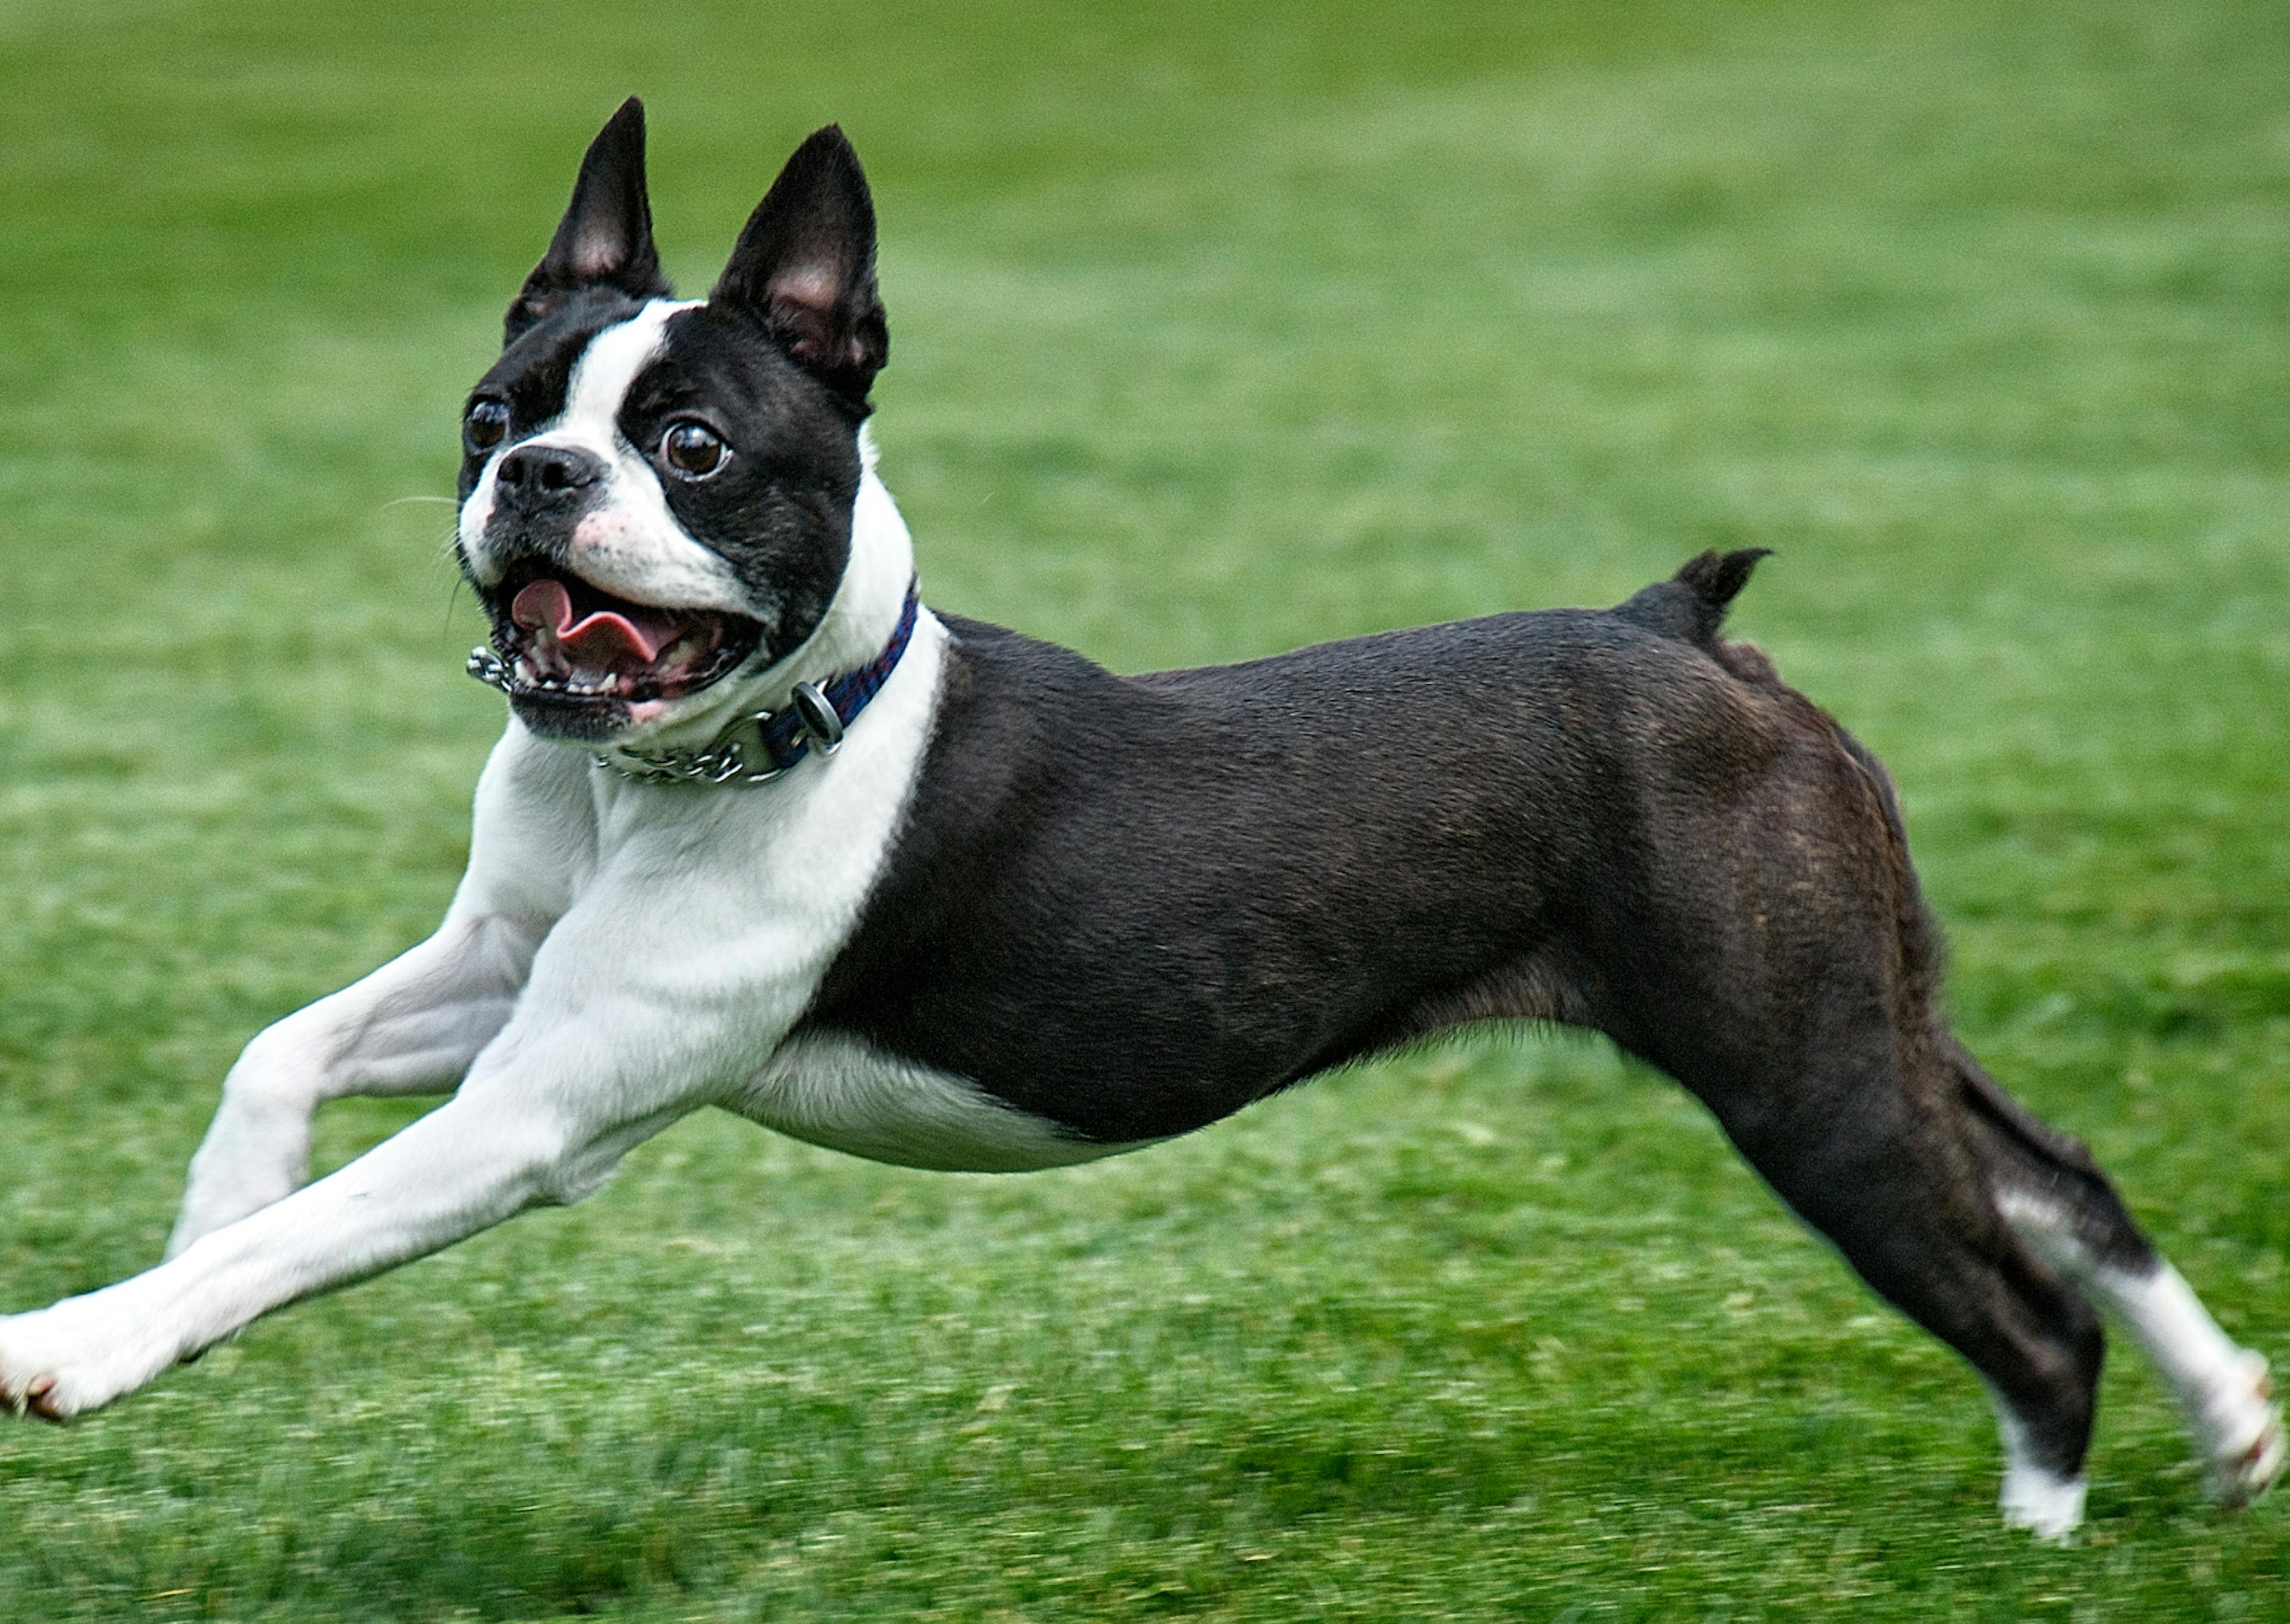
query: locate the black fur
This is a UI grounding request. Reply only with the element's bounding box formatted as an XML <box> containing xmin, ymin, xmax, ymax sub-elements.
<box><xmin>711</xmin><ymin>124</ymin><xmax>888</xmax><ymax>411</ymax></box>
<box><xmin>505</xmin><ymin>97</ymin><xmax>671</xmax><ymax>345</ymax></box>
<box><xmin>611</xmin><ymin>302</ymin><xmax>862</xmax><ymax>650</ymax></box>
<box><xmin>804</xmin><ymin>551</ymin><xmax>2159</xmax><ymax>1482</ymax></box>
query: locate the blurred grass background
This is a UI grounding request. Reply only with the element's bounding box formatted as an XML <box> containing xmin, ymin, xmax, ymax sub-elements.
<box><xmin>1</xmin><ymin>1</ymin><xmax>2286</xmax><ymax>1618</ymax></box>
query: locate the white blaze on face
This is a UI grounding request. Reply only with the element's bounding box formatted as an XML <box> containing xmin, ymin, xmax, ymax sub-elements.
<box><xmin>457</xmin><ymin>299</ymin><xmax>754</xmax><ymax>619</ymax></box>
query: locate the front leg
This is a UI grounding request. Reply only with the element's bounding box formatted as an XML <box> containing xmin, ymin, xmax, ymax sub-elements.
<box><xmin>5</xmin><ymin>1014</ymin><xmax>702</xmax><ymax>1420</ymax></box>
<box><xmin>165</xmin><ymin>912</ymin><xmax>535</xmax><ymax>1257</ymax></box>
<box><xmin>8</xmin><ymin>647</ymin><xmax>930</xmax><ymax>1417</ymax></box>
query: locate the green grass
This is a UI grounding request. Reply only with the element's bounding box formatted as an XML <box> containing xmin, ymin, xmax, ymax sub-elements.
<box><xmin>2</xmin><ymin>0</ymin><xmax>2287</xmax><ymax>1617</ymax></box>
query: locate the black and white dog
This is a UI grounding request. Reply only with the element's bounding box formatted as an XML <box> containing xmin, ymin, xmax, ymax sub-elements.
<box><xmin>1</xmin><ymin>100</ymin><xmax>2278</xmax><ymax>1539</ymax></box>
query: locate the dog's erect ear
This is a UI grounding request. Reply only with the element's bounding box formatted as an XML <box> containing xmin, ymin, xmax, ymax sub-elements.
<box><xmin>712</xmin><ymin>125</ymin><xmax>888</xmax><ymax>407</ymax></box>
<box><xmin>505</xmin><ymin>97</ymin><xmax>673</xmax><ymax>344</ymax></box>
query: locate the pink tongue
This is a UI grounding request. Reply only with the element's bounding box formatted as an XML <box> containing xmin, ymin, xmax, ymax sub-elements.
<box><xmin>510</xmin><ymin>579</ymin><xmax>684</xmax><ymax>674</ymax></box>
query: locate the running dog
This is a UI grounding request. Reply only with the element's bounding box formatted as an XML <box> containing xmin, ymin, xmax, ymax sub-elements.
<box><xmin>2</xmin><ymin>100</ymin><xmax>2278</xmax><ymax>1539</ymax></box>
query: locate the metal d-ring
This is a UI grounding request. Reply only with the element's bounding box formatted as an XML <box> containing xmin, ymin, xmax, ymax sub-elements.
<box><xmin>788</xmin><ymin>681</ymin><xmax>846</xmax><ymax>755</ymax></box>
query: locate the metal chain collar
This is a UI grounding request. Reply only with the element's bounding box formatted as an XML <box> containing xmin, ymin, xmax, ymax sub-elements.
<box><xmin>592</xmin><ymin>682</ymin><xmax>847</xmax><ymax>786</ymax></box>
<box><xmin>464</xmin><ymin>649</ymin><xmax>850</xmax><ymax>786</ymax></box>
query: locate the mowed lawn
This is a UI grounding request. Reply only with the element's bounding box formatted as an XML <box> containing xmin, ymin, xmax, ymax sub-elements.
<box><xmin>2</xmin><ymin>1</ymin><xmax>2286</xmax><ymax>1618</ymax></box>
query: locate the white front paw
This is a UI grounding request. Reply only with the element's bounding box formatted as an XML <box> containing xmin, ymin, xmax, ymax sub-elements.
<box><xmin>0</xmin><ymin>1301</ymin><xmax>167</xmax><ymax>1421</ymax></box>
<box><xmin>2201</xmin><ymin>1350</ymin><xmax>2286</xmax><ymax>1508</ymax></box>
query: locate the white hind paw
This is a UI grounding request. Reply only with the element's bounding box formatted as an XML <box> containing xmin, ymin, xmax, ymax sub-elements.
<box><xmin>2000</xmin><ymin>1462</ymin><xmax>2087</xmax><ymax>1542</ymax></box>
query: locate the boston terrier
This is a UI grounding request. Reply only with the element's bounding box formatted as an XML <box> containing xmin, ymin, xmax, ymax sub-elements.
<box><xmin>1</xmin><ymin>100</ymin><xmax>2277</xmax><ymax>1539</ymax></box>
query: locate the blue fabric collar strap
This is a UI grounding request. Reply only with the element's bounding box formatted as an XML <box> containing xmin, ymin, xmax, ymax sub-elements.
<box><xmin>593</xmin><ymin>580</ymin><xmax>923</xmax><ymax>787</ymax></box>
<box><xmin>754</xmin><ymin>580</ymin><xmax>923</xmax><ymax>773</ymax></box>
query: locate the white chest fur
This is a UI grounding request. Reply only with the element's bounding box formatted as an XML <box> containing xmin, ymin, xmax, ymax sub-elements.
<box><xmin>478</xmin><ymin>602</ymin><xmax>1144</xmax><ymax>1177</ymax></box>
<box><xmin>486</xmin><ymin>609</ymin><xmax>948</xmax><ymax>1081</ymax></box>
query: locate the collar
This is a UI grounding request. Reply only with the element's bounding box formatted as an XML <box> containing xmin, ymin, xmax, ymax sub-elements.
<box><xmin>470</xmin><ymin>582</ymin><xmax>922</xmax><ymax>788</ymax></box>
<box><xmin>599</xmin><ymin>581</ymin><xmax>921</xmax><ymax>786</ymax></box>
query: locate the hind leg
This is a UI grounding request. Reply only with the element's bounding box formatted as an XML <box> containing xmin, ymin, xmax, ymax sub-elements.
<box><xmin>1697</xmin><ymin>1059</ymin><xmax>2107</xmax><ymax>1538</ymax></box>
<box><xmin>1955</xmin><ymin>1040</ymin><xmax>2286</xmax><ymax>1508</ymax></box>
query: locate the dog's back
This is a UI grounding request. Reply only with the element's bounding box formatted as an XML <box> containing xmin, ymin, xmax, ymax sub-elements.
<box><xmin>802</xmin><ymin>551</ymin><xmax>1874</xmax><ymax>1142</ymax></box>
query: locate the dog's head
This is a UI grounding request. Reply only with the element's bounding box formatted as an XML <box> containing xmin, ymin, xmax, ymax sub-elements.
<box><xmin>456</xmin><ymin>98</ymin><xmax>890</xmax><ymax>743</ymax></box>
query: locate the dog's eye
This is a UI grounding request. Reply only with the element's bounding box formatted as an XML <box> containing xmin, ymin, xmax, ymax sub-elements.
<box><xmin>661</xmin><ymin>420</ymin><xmax>727</xmax><ymax>480</ymax></box>
<box><xmin>464</xmin><ymin>399</ymin><xmax>511</xmax><ymax>453</ymax></box>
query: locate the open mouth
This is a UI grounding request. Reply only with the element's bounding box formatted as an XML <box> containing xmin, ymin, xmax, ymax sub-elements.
<box><xmin>479</xmin><ymin>557</ymin><xmax>764</xmax><ymax>709</ymax></box>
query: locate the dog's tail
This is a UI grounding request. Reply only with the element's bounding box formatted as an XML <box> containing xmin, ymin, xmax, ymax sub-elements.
<box><xmin>1612</xmin><ymin>548</ymin><xmax>1771</xmax><ymax>652</ymax></box>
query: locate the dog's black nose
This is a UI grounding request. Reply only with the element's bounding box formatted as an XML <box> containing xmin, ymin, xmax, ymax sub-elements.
<box><xmin>494</xmin><ymin>444</ymin><xmax>605</xmax><ymax>507</ymax></box>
